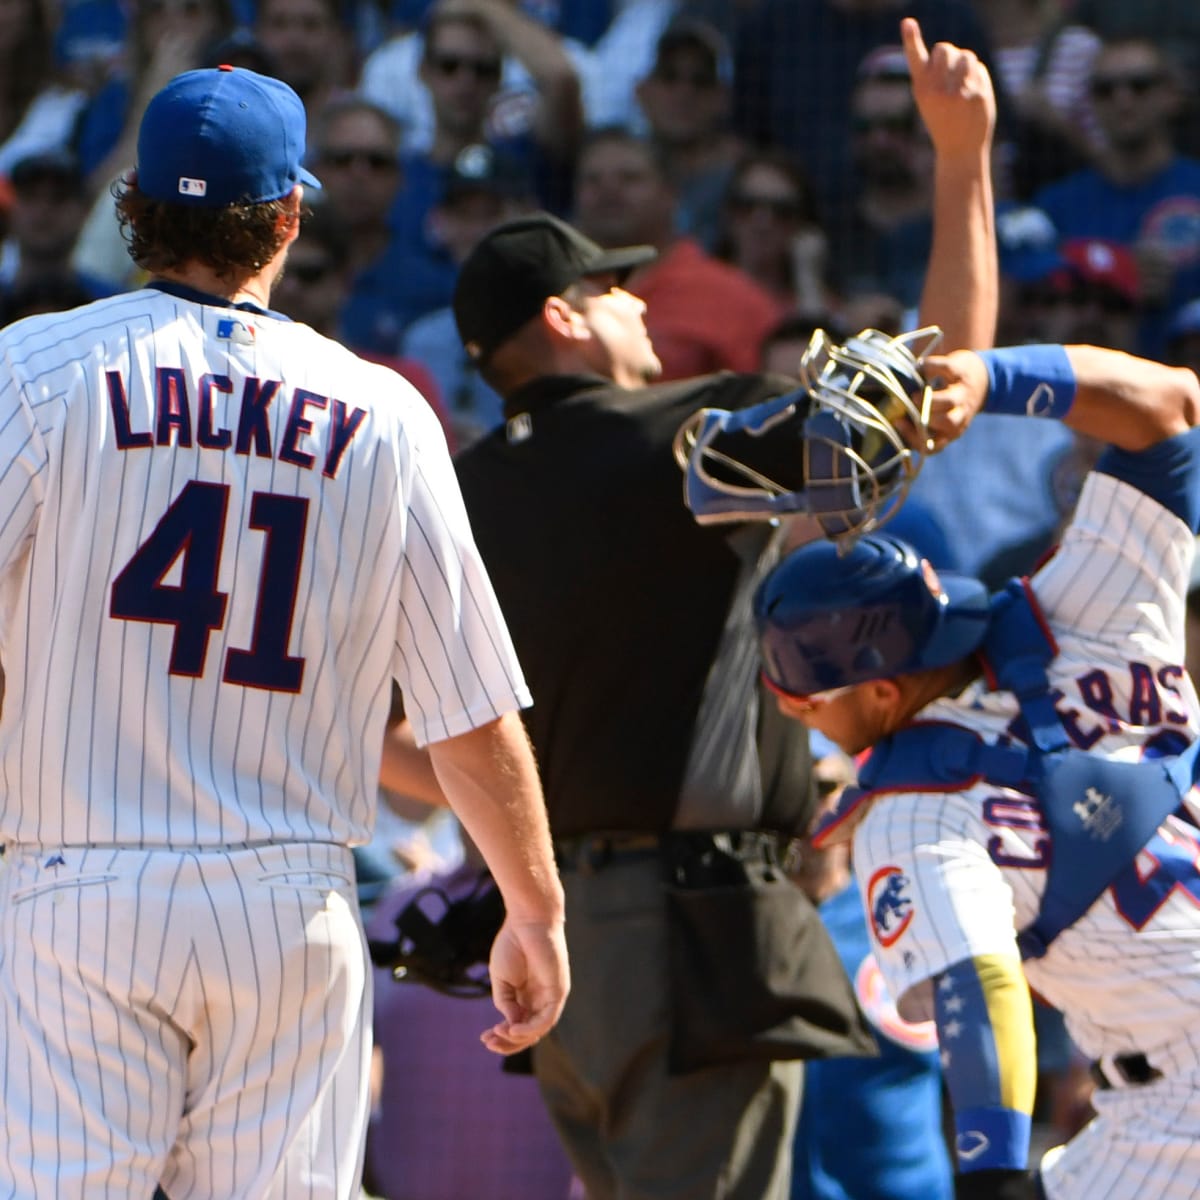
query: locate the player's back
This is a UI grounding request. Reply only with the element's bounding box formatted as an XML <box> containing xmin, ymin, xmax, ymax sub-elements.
<box><xmin>0</xmin><ymin>287</ymin><xmax>454</xmax><ymax>849</ymax></box>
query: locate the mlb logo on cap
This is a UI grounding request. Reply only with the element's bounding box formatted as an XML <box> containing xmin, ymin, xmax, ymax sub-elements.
<box><xmin>137</xmin><ymin>66</ymin><xmax>321</xmax><ymax>208</ymax></box>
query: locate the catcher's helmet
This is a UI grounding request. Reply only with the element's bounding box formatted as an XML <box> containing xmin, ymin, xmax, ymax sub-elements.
<box><xmin>754</xmin><ymin>534</ymin><xmax>990</xmax><ymax>697</ymax></box>
<box><xmin>674</xmin><ymin>326</ymin><xmax>940</xmax><ymax>543</ymax></box>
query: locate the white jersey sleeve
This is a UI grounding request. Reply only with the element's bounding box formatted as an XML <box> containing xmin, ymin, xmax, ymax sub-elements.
<box><xmin>0</xmin><ymin>356</ymin><xmax>48</xmax><ymax>587</ymax></box>
<box><xmin>853</xmin><ymin>790</ymin><xmax>1023</xmax><ymax>1005</ymax></box>
<box><xmin>389</xmin><ymin>397</ymin><xmax>531</xmax><ymax>747</ymax></box>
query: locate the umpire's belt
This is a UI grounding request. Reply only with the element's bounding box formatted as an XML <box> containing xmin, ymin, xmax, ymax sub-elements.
<box><xmin>553</xmin><ymin>830</ymin><xmax>785</xmax><ymax>875</ymax></box>
<box><xmin>1089</xmin><ymin>1052</ymin><xmax>1163</xmax><ymax>1090</ymax></box>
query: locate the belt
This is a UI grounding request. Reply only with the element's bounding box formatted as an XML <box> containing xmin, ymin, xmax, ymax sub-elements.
<box><xmin>553</xmin><ymin>830</ymin><xmax>788</xmax><ymax>875</ymax></box>
<box><xmin>554</xmin><ymin>833</ymin><xmax>662</xmax><ymax>874</ymax></box>
<box><xmin>1089</xmin><ymin>1052</ymin><xmax>1163</xmax><ymax>1090</ymax></box>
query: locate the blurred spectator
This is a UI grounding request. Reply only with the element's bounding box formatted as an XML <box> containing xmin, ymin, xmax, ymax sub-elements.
<box><xmin>311</xmin><ymin>96</ymin><xmax>451</xmax><ymax>353</ymax></box>
<box><xmin>1018</xmin><ymin>236</ymin><xmax>1143</xmax><ymax>352</ymax></box>
<box><xmin>575</xmin><ymin>0</ymin><xmax>677</xmax><ymax>132</ymax></box>
<box><xmin>1166</xmin><ymin>298</ymin><xmax>1200</xmax><ymax>378</ymax></box>
<box><xmin>1032</xmin><ymin>35</ymin><xmax>1200</xmax><ymax>359</ymax></box>
<box><xmin>363</xmin><ymin>833</ymin><xmax>577</xmax><ymax>1200</ymax></box>
<box><xmin>0</xmin><ymin>0</ymin><xmax>93</xmax><ymax>178</ymax></box>
<box><xmin>574</xmin><ymin>127</ymin><xmax>783</xmax><ymax>379</ymax></box>
<box><xmin>993</xmin><ymin>200</ymin><xmax>1062</xmax><ymax>345</ymax></box>
<box><xmin>255</xmin><ymin>0</ymin><xmax>354</xmax><ymax>120</ymax></box>
<box><xmin>271</xmin><ymin>201</ymin><xmax>454</xmax><ymax>444</ymax></box>
<box><xmin>1070</xmin><ymin>0</ymin><xmax>1200</xmax><ymax>86</ymax></box>
<box><xmin>361</xmin><ymin>0</ymin><xmax>611</xmax><ymax>152</ymax></box>
<box><xmin>830</xmin><ymin>46</ymin><xmax>935</xmax><ymax>315</ymax></box>
<box><xmin>0</xmin><ymin>152</ymin><xmax>114</xmax><ymax>303</ymax></box>
<box><xmin>0</xmin><ymin>271</ymin><xmax>97</xmax><ymax>328</ymax></box>
<box><xmin>73</xmin><ymin>0</ymin><xmax>236</xmax><ymax>190</ymax></box>
<box><xmin>401</xmin><ymin>146</ymin><xmax>536</xmax><ymax>448</ymax></box>
<box><xmin>713</xmin><ymin>149</ymin><xmax>832</xmax><ymax>319</ymax></box>
<box><xmin>633</xmin><ymin>15</ymin><xmax>742</xmax><ymax>249</ymax></box>
<box><xmin>973</xmin><ymin>0</ymin><xmax>1102</xmax><ymax>198</ymax></box>
<box><xmin>730</xmin><ymin>0</ymin><xmax>993</xmax><ymax>222</ymax></box>
<box><xmin>363</xmin><ymin>0</ymin><xmax>582</xmax><ymax>227</ymax></box>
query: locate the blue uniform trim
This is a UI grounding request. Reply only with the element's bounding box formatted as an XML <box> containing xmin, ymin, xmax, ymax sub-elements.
<box><xmin>978</xmin><ymin>346</ymin><xmax>1076</xmax><ymax>420</ymax></box>
<box><xmin>1094</xmin><ymin>426</ymin><xmax>1200</xmax><ymax>531</ymax></box>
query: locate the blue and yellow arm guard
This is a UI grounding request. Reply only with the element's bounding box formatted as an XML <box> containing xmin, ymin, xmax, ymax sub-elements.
<box><xmin>934</xmin><ymin>953</ymin><xmax>1037</xmax><ymax>1188</ymax></box>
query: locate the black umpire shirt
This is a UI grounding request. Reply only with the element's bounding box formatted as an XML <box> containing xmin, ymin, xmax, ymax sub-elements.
<box><xmin>455</xmin><ymin>370</ymin><xmax>816</xmax><ymax>839</ymax></box>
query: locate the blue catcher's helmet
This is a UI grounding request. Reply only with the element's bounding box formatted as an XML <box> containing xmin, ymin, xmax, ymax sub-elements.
<box><xmin>673</xmin><ymin>326</ymin><xmax>941</xmax><ymax>543</ymax></box>
<box><xmin>754</xmin><ymin>534</ymin><xmax>991</xmax><ymax>697</ymax></box>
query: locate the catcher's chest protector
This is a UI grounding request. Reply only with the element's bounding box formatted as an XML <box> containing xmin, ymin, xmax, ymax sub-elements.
<box><xmin>821</xmin><ymin>579</ymin><xmax>1200</xmax><ymax>958</ymax></box>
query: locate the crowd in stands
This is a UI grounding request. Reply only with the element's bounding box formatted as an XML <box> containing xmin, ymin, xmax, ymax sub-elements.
<box><xmin>4</xmin><ymin>2</ymin><xmax>1200</xmax><ymax>1198</ymax></box>
<box><xmin>3</xmin><ymin>0</ymin><xmax>1198</xmax><ymax>447</ymax></box>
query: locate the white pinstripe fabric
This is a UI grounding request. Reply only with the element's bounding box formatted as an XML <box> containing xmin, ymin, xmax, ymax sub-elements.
<box><xmin>852</xmin><ymin>469</ymin><xmax>1200</xmax><ymax>1198</ymax></box>
<box><xmin>0</xmin><ymin>289</ymin><xmax>529</xmax><ymax>848</ymax></box>
<box><xmin>0</xmin><ymin>289</ymin><xmax>529</xmax><ymax>1197</ymax></box>
<box><xmin>0</xmin><ymin>842</ymin><xmax>370</xmax><ymax>1199</ymax></box>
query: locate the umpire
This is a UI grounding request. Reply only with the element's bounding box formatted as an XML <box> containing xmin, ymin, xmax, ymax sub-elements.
<box><xmin>452</xmin><ymin>209</ymin><xmax>873</xmax><ymax>1200</ymax></box>
<box><xmin>449</xmin><ymin>19</ymin><xmax>999</xmax><ymax>1195</ymax></box>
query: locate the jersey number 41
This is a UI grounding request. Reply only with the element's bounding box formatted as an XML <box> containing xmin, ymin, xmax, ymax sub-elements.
<box><xmin>110</xmin><ymin>480</ymin><xmax>307</xmax><ymax>693</ymax></box>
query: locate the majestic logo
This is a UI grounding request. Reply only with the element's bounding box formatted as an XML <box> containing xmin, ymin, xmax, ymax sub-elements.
<box><xmin>506</xmin><ymin>412</ymin><xmax>532</xmax><ymax>444</ymax></box>
<box><xmin>178</xmin><ymin>176</ymin><xmax>208</xmax><ymax>196</ymax></box>
<box><xmin>868</xmin><ymin>865</ymin><xmax>915</xmax><ymax>947</ymax></box>
<box><xmin>217</xmin><ymin>318</ymin><xmax>256</xmax><ymax>345</ymax></box>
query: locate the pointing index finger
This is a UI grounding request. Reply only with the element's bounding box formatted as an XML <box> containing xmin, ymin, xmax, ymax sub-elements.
<box><xmin>900</xmin><ymin>17</ymin><xmax>929</xmax><ymax>74</ymax></box>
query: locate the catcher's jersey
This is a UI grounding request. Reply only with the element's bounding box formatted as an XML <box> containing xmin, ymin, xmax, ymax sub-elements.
<box><xmin>854</xmin><ymin>459</ymin><xmax>1200</xmax><ymax>1074</ymax></box>
<box><xmin>0</xmin><ymin>286</ymin><xmax>528</xmax><ymax>848</ymax></box>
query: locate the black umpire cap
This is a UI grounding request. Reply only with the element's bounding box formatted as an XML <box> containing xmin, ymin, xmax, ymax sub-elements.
<box><xmin>453</xmin><ymin>212</ymin><xmax>656</xmax><ymax>364</ymax></box>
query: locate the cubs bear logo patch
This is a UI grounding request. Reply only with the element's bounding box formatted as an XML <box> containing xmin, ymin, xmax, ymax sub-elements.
<box><xmin>867</xmin><ymin>865</ymin><xmax>915</xmax><ymax>947</ymax></box>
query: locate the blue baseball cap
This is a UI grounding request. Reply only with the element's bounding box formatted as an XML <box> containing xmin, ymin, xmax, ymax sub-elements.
<box><xmin>136</xmin><ymin>66</ymin><xmax>321</xmax><ymax>207</ymax></box>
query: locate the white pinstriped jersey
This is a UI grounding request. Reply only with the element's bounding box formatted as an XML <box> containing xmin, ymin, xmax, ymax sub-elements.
<box><xmin>0</xmin><ymin>286</ymin><xmax>529</xmax><ymax>849</ymax></box>
<box><xmin>854</xmin><ymin>466</ymin><xmax>1200</xmax><ymax>1078</ymax></box>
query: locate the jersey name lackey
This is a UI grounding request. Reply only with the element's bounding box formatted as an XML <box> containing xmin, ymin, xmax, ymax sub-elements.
<box><xmin>106</xmin><ymin>367</ymin><xmax>366</xmax><ymax>476</ymax></box>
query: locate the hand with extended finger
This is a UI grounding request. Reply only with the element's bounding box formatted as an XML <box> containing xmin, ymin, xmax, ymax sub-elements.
<box><xmin>901</xmin><ymin>17</ymin><xmax>996</xmax><ymax>160</ymax></box>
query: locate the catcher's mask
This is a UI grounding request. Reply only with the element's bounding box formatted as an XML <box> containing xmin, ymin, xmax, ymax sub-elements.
<box><xmin>754</xmin><ymin>533</ymin><xmax>990</xmax><ymax>698</ymax></box>
<box><xmin>673</xmin><ymin>326</ymin><xmax>941</xmax><ymax>544</ymax></box>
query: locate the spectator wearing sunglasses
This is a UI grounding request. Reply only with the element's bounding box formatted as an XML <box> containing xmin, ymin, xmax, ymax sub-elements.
<box><xmin>270</xmin><ymin>203</ymin><xmax>455</xmax><ymax>447</ymax></box>
<box><xmin>1032</xmin><ymin>36</ymin><xmax>1200</xmax><ymax>359</ymax></box>
<box><xmin>573</xmin><ymin>126</ymin><xmax>784</xmax><ymax>380</ymax></box>
<box><xmin>255</xmin><ymin>0</ymin><xmax>354</xmax><ymax>121</ymax></box>
<box><xmin>822</xmin><ymin>45</ymin><xmax>938</xmax><ymax>326</ymax></box>
<box><xmin>311</xmin><ymin>97</ymin><xmax>453</xmax><ymax>353</ymax></box>
<box><xmin>712</xmin><ymin>149</ymin><xmax>833</xmax><ymax>325</ymax></box>
<box><xmin>363</xmin><ymin>0</ymin><xmax>582</xmax><ymax>240</ymax></box>
<box><xmin>632</xmin><ymin>16</ymin><xmax>743</xmax><ymax>252</ymax></box>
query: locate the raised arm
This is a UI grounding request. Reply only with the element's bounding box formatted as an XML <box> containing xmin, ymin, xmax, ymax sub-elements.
<box><xmin>904</xmin><ymin>18</ymin><xmax>998</xmax><ymax>353</ymax></box>
<box><xmin>921</xmin><ymin>344</ymin><xmax>1200</xmax><ymax>453</ymax></box>
<box><xmin>447</xmin><ymin>0</ymin><xmax>583</xmax><ymax>160</ymax></box>
<box><xmin>426</xmin><ymin>710</ymin><xmax>568</xmax><ymax>1054</ymax></box>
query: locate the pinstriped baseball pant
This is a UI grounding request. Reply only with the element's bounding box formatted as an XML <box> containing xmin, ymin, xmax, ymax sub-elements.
<box><xmin>0</xmin><ymin>841</ymin><xmax>371</xmax><ymax>1199</ymax></box>
<box><xmin>1039</xmin><ymin>1072</ymin><xmax>1200</xmax><ymax>1200</ymax></box>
